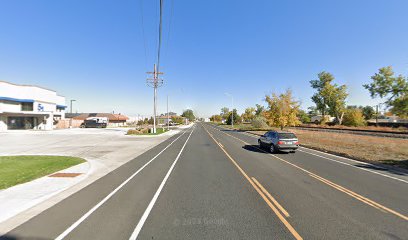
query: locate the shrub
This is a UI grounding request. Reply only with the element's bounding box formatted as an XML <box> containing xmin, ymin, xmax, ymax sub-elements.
<box><xmin>127</xmin><ymin>129</ymin><xmax>142</xmax><ymax>135</ymax></box>
<box><xmin>343</xmin><ymin>109</ymin><xmax>366</xmax><ymax>127</ymax></box>
<box><xmin>252</xmin><ymin>116</ymin><xmax>269</xmax><ymax>129</ymax></box>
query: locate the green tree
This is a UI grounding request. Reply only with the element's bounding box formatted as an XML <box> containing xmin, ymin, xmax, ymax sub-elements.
<box><xmin>226</xmin><ymin>109</ymin><xmax>241</xmax><ymax>125</ymax></box>
<box><xmin>181</xmin><ymin>109</ymin><xmax>196</xmax><ymax>121</ymax></box>
<box><xmin>343</xmin><ymin>108</ymin><xmax>366</xmax><ymax>127</ymax></box>
<box><xmin>148</xmin><ymin>117</ymin><xmax>154</xmax><ymax>124</ymax></box>
<box><xmin>241</xmin><ymin>107</ymin><xmax>255</xmax><ymax>122</ymax></box>
<box><xmin>297</xmin><ymin>109</ymin><xmax>310</xmax><ymax>123</ymax></box>
<box><xmin>264</xmin><ymin>89</ymin><xmax>301</xmax><ymax>130</ymax></box>
<box><xmin>310</xmin><ymin>72</ymin><xmax>348</xmax><ymax>124</ymax></box>
<box><xmin>361</xmin><ymin>106</ymin><xmax>375</xmax><ymax>120</ymax></box>
<box><xmin>171</xmin><ymin>116</ymin><xmax>184</xmax><ymax>124</ymax></box>
<box><xmin>364</xmin><ymin>66</ymin><xmax>408</xmax><ymax>118</ymax></box>
<box><xmin>143</xmin><ymin>117</ymin><xmax>149</xmax><ymax>124</ymax></box>
<box><xmin>220</xmin><ymin>107</ymin><xmax>230</xmax><ymax>120</ymax></box>
<box><xmin>255</xmin><ymin>104</ymin><xmax>265</xmax><ymax>116</ymax></box>
<box><xmin>307</xmin><ymin>106</ymin><xmax>320</xmax><ymax>115</ymax></box>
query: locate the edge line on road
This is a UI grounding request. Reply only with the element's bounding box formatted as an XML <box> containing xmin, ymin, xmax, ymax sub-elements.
<box><xmin>215</xmin><ymin>125</ymin><xmax>408</xmax><ymax>184</ymax></box>
<box><xmin>206</xmin><ymin>124</ymin><xmax>408</xmax><ymax>222</ymax></box>
<box><xmin>202</xmin><ymin>124</ymin><xmax>303</xmax><ymax>240</ymax></box>
<box><xmin>54</xmin><ymin>129</ymin><xmax>188</xmax><ymax>240</ymax></box>
<box><xmin>129</xmin><ymin>125</ymin><xmax>196</xmax><ymax>240</ymax></box>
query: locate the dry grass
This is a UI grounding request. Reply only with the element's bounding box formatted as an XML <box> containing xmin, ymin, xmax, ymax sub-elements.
<box><xmin>299</xmin><ymin>124</ymin><xmax>407</xmax><ymax>133</ymax></box>
<box><xmin>249</xmin><ymin>130</ymin><xmax>408</xmax><ymax>169</ymax></box>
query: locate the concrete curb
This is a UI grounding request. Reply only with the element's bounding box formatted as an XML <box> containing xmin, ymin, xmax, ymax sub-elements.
<box><xmin>0</xmin><ymin>157</ymin><xmax>91</xmax><ymax>225</ymax></box>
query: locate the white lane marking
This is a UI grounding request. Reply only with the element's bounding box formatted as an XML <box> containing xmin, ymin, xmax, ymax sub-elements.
<box><xmin>208</xmin><ymin>124</ymin><xmax>408</xmax><ymax>184</ymax></box>
<box><xmin>55</xmin><ymin>130</ymin><xmax>187</xmax><ymax>240</ymax></box>
<box><xmin>297</xmin><ymin>149</ymin><xmax>408</xmax><ymax>184</ymax></box>
<box><xmin>129</xmin><ymin>126</ymin><xmax>195</xmax><ymax>240</ymax></box>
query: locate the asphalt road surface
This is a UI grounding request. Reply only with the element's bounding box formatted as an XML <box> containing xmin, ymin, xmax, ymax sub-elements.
<box><xmin>2</xmin><ymin>123</ymin><xmax>408</xmax><ymax>240</ymax></box>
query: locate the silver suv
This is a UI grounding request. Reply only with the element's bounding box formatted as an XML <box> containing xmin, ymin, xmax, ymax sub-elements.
<box><xmin>258</xmin><ymin>130</ymin><xmax>299</xmax><ymax>153</ymax></box>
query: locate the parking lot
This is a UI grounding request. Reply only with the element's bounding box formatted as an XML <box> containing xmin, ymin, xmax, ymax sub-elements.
<box><xmin>0</xmin><ymin>128</ymin><xmax>178</xmax><ymax>172</ymax></box>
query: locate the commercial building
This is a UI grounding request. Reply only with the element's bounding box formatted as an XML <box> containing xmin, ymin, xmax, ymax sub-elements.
<box><xmin>0</xmin><ymin>81</ymin><xmax>66</xmax><ymax>131</ymax></box>
<box><xmin>67</xmin><ymin>113</ymin><xmax>129</xmax><ymax>127</ymax></box>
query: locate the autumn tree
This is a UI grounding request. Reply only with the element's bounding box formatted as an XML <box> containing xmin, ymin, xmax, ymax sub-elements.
<box><xmin>343</xmin><ymin>108</ymin><xmax>366</xmax><ymax>127</ymax></box>
<box><xmin>364</xmin><ymin>66</ymin><xmax>408</xmax><ymax>118</ymax></box>
<box><xmin>241</xmin><ymin>107</ymin><xmax>255</xmax><ymax>122</ymax></box>
<box><xmin>310</xmin><ymin>72</ymin><xmax>348</xmax><ymax>124</ymax></box>
<box><xmin>264</xmin><ymin>89</ymin><xmax>301</xmax><ymax>130</ymax></box>
<box><xmin>210</xmin><ymin>115</ymin><xmax>222</xmax><ymax>122</ymax></box>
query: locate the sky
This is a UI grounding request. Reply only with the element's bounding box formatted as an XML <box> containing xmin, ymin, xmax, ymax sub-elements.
<box><xmin>1</xmin><ymin>0</ymin><xmax>407</xmax><ymax>118</ymax></box>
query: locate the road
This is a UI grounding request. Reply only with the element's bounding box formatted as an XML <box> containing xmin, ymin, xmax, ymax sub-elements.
<box><xmin>1</xmin><ymin>123</ymin><xmax>407</xmax><ymax>240</ymax></box>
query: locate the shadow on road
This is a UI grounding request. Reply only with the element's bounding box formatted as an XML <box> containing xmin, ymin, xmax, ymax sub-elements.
<box><xmin>354</xmin><ymin>162</ymin><xmax>408</xmax><ymax>176</ymax></box>
<box><xmin>0</xmin><ymin>235</ymin><xmax>50</xmax><ymax>240</ymax></box>
<box><xmin>242</xmin><ymin>145</ymin><xmax>289</xmax><ymax>155</ymax></box>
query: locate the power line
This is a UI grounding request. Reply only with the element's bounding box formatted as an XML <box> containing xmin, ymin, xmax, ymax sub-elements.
<box><xmin>157</xmin><ymin>0</ymin><xmax>164</xmax><ymax>73</ymax></box>
<box><xmin>164</xmin><ymin>0</ymin><xmax>174</xmax><ymax>60</ymax></box>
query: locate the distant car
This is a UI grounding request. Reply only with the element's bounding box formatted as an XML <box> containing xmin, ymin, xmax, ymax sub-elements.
<box><xmin>81</xmin><ymin>117</ymin><xmax>108</xmax><ymax>128</ymax></box>
<box><xmin>258</xmin><ymin>130</ymin><xmax>299</xmax><ymax>153</ymax></box>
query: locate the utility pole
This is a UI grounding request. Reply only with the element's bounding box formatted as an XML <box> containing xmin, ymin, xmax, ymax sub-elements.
<box><xmin>70</xmin><ymin>99</ymin><xmax>76</xmax><ymax>114</ymax></box>
<box><xmin>167</xmin><ymin>95</ymin><xmax>169</xmax><ymax>131</ymax></box>
<box><xmin>147</xmin><ymin>64</ymin><xmax>163</xmax><ymax>133</ymax></box>
<box><xmin>376</xmin><ymin>105</ymin><xmax>379</xmax><ymax>127</ymax></box>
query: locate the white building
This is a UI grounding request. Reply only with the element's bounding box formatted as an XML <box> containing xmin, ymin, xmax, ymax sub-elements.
<box><xmin>0</xmin><ymin>81</ymin><xmax>66</xmax><ymax>131</ymax></box>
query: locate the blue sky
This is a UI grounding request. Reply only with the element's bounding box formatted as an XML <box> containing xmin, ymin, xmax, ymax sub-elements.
<box><xmin>1</xmin><ymin>0</ymin><xmax>407</xmax><ymax>117</ymax></box>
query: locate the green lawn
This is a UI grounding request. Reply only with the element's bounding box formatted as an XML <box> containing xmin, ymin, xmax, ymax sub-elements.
<box><xmin>0</xmin><ymin>155</ymin><xmax>85</xmax><ymax>190</ymax></box>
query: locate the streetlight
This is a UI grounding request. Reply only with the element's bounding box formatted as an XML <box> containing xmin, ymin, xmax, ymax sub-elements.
<box><xmin>70</xmin><ymin>99</ymin><xmax>76</xmax><ymax>114</ymax></box>
<box><xmin>225</xmin><ymin>93</ymin><xmax>234</xmax><ymax>128</ymax></box>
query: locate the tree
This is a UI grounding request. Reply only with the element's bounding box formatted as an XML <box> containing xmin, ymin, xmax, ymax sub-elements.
<box><xmin>171</xmin><ymin>116</ymin><xmax>184</xmax><ymax>124</ymax></box>
<box><xmin>310</xmin><ymin>72</ymin><xmax>333</xmax><ymax>117</ymax></box>
<box><xmin>181</xmin><ymin>109</ymin><xmax>195</xmax><ymax>121</ymax></box>
<box><xmin>264</xmin><ymin>89</ymin><xmax>301</xmax><ymax>130</ymax></box>
<box><xmin>148</xmin><ymin>117</ymin><xmax>154</xmax><ymax>124</ymax></box>
<box><xmin>327</xmin><ymin>84</ymin><xmax>348</xmax><ymax>125</ymax></box>
<box><xmin>364</xmin><ymin>66</ymin><xmax>408</xmax><ymax>118</ymax></box>
<box><xmin>220</xmin><ymin>107</ymin><xmax>230</xmax><ymax>120</ymax></box>
<box><xmin>210</xmin><ymin>114</ymin><xmax>222</xmax><ymax>122</ymax></box>
<box><xmin>307</xmin><ymin>106</ymin><xmax>320</xmax><ymax>115</ymax></box>
<box><xmin>361</xmin><ymin>106</ymin><xmax>375</xmax><ymax>120</ymax></box>
<box><xmin>297</xmin><ymin>109</ymin><xmax>310</xmax><ymax>123</ymax></box>
<box><xmin>343</xmin><ymin>108</ymin><xmax>366</xmax><ymax>127</ymax></box>
<box><xmin>310</xmin><ymin>72</ymin><xmax>348</xmax><ymax>124</ymax></box>
<box><xmin>226</xmin><ymin>109</ymin><xmax>241</xmax><ymax>125</ymax></box>
<box><xmin>255</xmin><ymin>104</ymin><xmax>265</xmax><ymax>116</ymax></box>
<box><xmin>251</xmin><ymin>116</ymin><xmax>269</xmax><ymax>129</ymax></box>
<box><xmin>241</xmin><ymin>107</ymin><xmax>255</xmax><ymax>122</ymax></box>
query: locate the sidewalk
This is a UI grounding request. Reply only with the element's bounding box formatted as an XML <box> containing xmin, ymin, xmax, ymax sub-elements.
<box><xmin>0</xmin><ymin>127</ymin><xmax>188</xmax><ymax>234</ymax></box>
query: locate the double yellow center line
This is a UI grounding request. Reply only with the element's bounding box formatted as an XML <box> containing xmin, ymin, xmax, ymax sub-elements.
<box><xmin>203</xmin><ymin>125</ymin><xmax>303</xmax><ymax>240</ymax></box>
